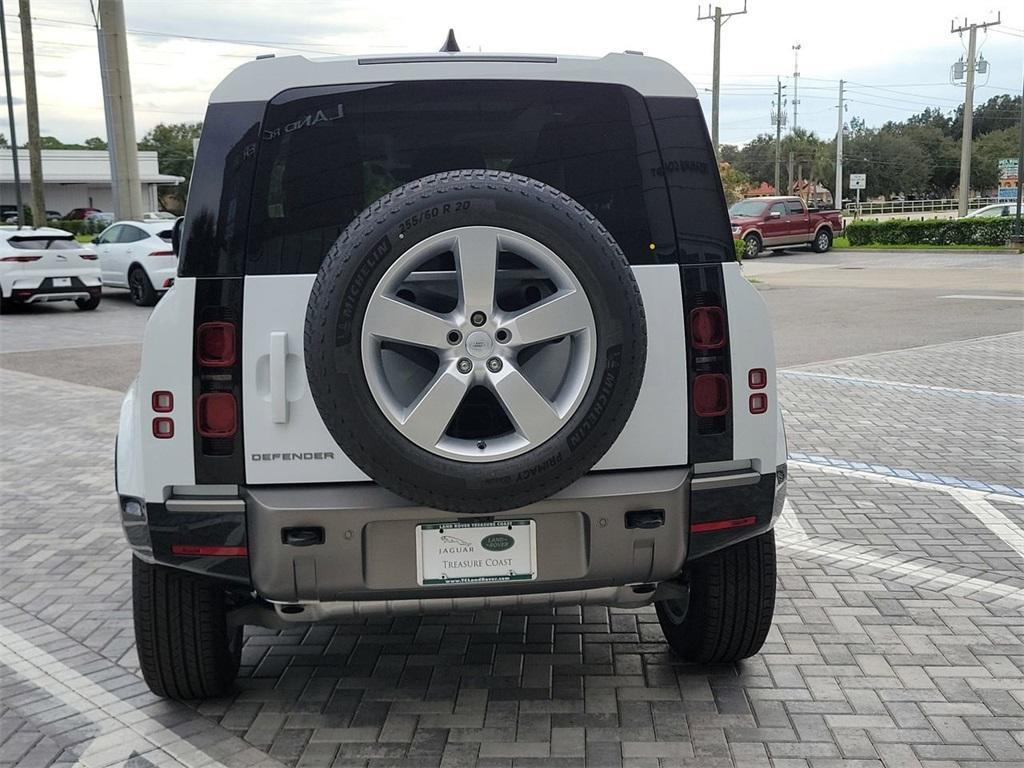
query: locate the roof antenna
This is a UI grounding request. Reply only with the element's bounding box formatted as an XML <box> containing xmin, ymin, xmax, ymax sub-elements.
<box><xmin>440</xmin><ymin>28</ymin><xmax>460</xmax><ymax>52</ymax></box>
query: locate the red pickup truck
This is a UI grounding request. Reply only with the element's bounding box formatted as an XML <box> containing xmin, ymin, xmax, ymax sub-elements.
<box><xmin>729</xmin><ymin>196</ymin><xmax>844</xmax><ymax>258</ymax></box>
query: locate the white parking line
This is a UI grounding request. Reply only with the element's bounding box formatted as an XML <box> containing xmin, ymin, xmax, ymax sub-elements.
<box><xmin>0</xmin><ymin>623</ymin><xmax>284</xmax><ymax>768</ymax></box>
<box><xmin>789</xmin><ymin>460</ymin><xmax>1024</xmax><ymax>562</ymax></box>
<box><xmin>947</xmin><ymin>489</ymin><xmax>1024</xmax><ymax>560</ymax></box>
<box><xmin>782</xmin><ymin>330</ymin><xmax>1023</xmax><ymax>371</ymax></box>
<box><xmin>939</xmin><ymin>294</ymin><xmax>1024</xmax><ymax>301</ymax></box>
<box><xmin>780</xmin><ymin>370</ymin><xmax>1024</xmax><ymax>400</ymax></box>
<box><xmin>776</xmin><ymin>528</ymin><xmax>1024</xmax><ymax>607</ymax></box>
<box><xmin>779</xmin><ymin>499</ymin><xmax>806</xmax><ymax>537</ymax></box>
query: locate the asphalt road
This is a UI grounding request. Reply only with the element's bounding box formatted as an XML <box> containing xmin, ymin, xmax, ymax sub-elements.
<box><xmin>1</xmin><ymin>249</ymin><xmax>1021</xmax><ymax>388</ymax></box>
<box><xmin>744</xmin><ymin>249</ymin><xmax>1023</xmax><ymax>367</ymax></box>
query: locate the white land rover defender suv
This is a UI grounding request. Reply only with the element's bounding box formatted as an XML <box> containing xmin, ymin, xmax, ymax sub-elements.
<box><xmin>117</xmin><ymin>48</ymin><xmax>787</xmax><ymax>699</ymax></box>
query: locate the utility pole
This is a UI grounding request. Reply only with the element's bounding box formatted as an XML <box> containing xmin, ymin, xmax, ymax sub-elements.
<box><xmin>97</xmin><ymin>0</ymin><xmax>143</xmax><ymax>220</ymax></box>
<box><xmin>19</xmin><ymin>0</ymin><xmax>45</xmax><ymax>227</ymax></box>
<box><xmin>1013</xmin><ymin>71</ymin><xmax>1023</xmax><ymax>245</ymax></box>
<box><xmin>0</xmin><ymin>0</ymin><xmax>24</xmax><ymax>228</ymax></box>
<box><xmin>771</xmin><ymin>77</ymin><xmax>786</xmax><ymax>192</ymax></box>
<box><xmin>951</xmin><ymin>13</ymin><xmax>1000</xmax><ymax>217</ymax></box>
<box><xmin>791</xmin><ymin>43</ymin><xmax>801</xmax><ymax>133</ymax></box>
<box><xmin>787</xmin><ymin>150</ymin><xmax>794</xmax><ymax>192</ymax></box>
<box><xmin>834</xmin><ymin>79</ymin><xmax>844</xmax><ymax>210</ymax></box>
<box><xmin>697</xmin><ymin>1</ymin><xmax>747</xmax><ymax>155</ymax></box>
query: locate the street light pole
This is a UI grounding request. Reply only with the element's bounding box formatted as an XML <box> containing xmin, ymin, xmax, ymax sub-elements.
<box><xmin>1014</xmin><ymin>71</ymin><xmax>1023</xmax><ymax>244</ymax></box>
<box><xmin>834</xmin><ymin>79</ymin><xmax>844</xmax><ymax>211</ymax></box>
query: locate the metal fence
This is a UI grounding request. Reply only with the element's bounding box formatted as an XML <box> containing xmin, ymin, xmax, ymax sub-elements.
<box><xmin>845</xmin><ymin>197</ymin><xmax>1002</xmax><ymax>216</ymax></box>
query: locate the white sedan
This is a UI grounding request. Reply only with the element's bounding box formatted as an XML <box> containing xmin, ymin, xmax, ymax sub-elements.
<box><xmin>0</xmin><ymin>227</ymin><xmax>102</xmax><ymax>312</ymax></box>
<box><xmin>965</xmin><ymin>203</ymin><xmax>1014</xmax><ymax>218</ymax></box>
<box><xmin>93</xmin><ymin>220</ymin><xmax>177</xmax><ymax>306</ymax></box>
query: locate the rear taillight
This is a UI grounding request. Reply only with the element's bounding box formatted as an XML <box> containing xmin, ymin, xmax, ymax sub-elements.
<box><xmin>196</xmin><ymin>322</ymin><xmax>236</xmax><ymax>367</ymax></box>
<box><xmin>749</xmin><ymin>393</ymin><xmax>768</xmax><ymax>414</ymax></box>
<box><xmin>1</xmin><ymin>255</ymin><xmax>42</xmax><ymax>262</ymax></box>
<box><xmin>689</xmin><ymin>307</ymin><xmax>726</xmax><ymax>350</ymax></box>
<box><xmin>148</xmin><ymin>250</ymin><xmax>175</xmax><ymax>257</ymax></box>
<box><xmin>152</xmin><ymin>417</ymin><xmax>174</xmax><ymax>438</ymax></box>
<box><xmin>78</xmin><ymin>253</ymin><xmax>98</xmax><ymax>260</ymax></box>
<box><xmin>152</xmin><ymin>391</ymin><xmax>173</xmax><ymax>412</ymax></box>
<box><xmin>693</xmin><ymin>374</ymin><xmax>730</xmax><ymax>417</ymax></box>
<box><xmin>196</xmin><ymin>392</ymin><xmax>237</xmax><ymax>438</ymax></box>
<box><xmin>748</xmin><ymin>368</ymin><xmax>766</xmax><ymax>389</ymax></box>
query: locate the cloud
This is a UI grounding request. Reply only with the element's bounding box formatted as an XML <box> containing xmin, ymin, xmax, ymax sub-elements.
<box><xmin>2</xmin><ymin>0</ymin><xmax>1020</xmax><ymax>144</ymax></box>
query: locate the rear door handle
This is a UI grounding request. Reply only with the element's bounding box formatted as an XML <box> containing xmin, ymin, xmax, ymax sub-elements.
<box><xmin>270</xmin><ymin>331</ymin><xmax>288</xmax><ymax>423</ymax></box>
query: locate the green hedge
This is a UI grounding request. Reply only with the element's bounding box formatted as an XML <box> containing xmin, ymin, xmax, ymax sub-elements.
<box><xmin>734</xmin><ymin>239</ymin><xmax>745</xmax><ymax>261</ymax></box>
<box><xmin>47</xmin><ymin>220</ymin><xmax>106</xmax><ymax>236</ymax></box>
<box><xmin>846</xmin><ymin>217</ymin><xmax>1013</xmax><ymax>246</ymax></box>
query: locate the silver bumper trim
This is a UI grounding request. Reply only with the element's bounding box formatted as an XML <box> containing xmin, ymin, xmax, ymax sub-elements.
<box><xmin>271</xmin><ymin>585</ymin><xmax>656</xmax><ymax>620</ymax></box>
<box><xmin>690</xmin><ymin>469</ymin><xmax>761</xmax><ymax>491</ymax></box>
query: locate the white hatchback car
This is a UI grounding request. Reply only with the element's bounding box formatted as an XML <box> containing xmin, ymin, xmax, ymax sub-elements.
<box><xmin>0</xmin><ymin>226</ymin><xmax>102</xmax><ymax>312</ymax></box>
<box><xmin>93</xmin><ymin>220</ymin><xmax>177</xmax><ymax>306</ymax></box>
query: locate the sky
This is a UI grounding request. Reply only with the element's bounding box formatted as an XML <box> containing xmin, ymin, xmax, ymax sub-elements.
<box><xmin>1</xmin><ymin>0</ymin><xmax>1022</xmax><ymax>148</ymax></box>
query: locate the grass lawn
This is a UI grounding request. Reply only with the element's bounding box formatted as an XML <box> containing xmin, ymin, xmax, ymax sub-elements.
<box><xmin>832</xmin><ymin>236</ymin><xmax>1011</xmax><ymax>251</ymax></box>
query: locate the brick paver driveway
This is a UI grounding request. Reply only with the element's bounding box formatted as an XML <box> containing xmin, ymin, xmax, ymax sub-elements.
<box><xmin>1</xmin><ymin>297</ymin><xmax>1022</xmax><ymax>766</ymax></box>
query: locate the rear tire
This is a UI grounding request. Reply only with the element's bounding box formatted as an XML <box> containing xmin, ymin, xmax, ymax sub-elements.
<box><xmin>743</xmin><ymin>233</ymin><xmax>762</xmax><ymax>259</ymax></box>
<box><xmin>655</xmin><ymin>529</ymin><xmax>776</xmax><ymax>664</ymax></box>
<box><xmin>75</xmin><ymin>295</ymin><xmax>101</xmax><ymax>311</ymax></box>
<box><xmin>132</xmin><ymin>556</ymin><xmax>241</xmax><ymax>699</ymax></box>
<box><xmin>0</xmin><ymin>297</ymin><xmax>15</xmax><ymax>314</ymax></box>
<box><xmin>811</xmin><ymin>228</ymin><xmax>833</xmax><ymax>253</ymax></box>
<box><xmin>128</xmin><ymin>266</ymin><xmax>157</xmax><ymax>306</ymax></box>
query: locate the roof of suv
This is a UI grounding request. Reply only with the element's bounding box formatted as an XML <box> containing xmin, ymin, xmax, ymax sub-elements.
<box><xmin>210</xmin><ymin>51</ymin><xmax>697</xmax><ymax>104</ymax></box>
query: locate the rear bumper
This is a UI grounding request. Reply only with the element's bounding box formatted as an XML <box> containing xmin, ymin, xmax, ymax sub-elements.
<box><xmin>244</xmin><ymin>468</ymin><xmax>692</xmax><ymax>606</ymax></box>
<box><xmin>121</xmin><ymin>463</ymin><xmax>785</xmax><ymax>614</ymax></box>
<box><xmin>2</xmin><ymin>274</ymin><xmax>102</xmax><ymax>303</ymax></box>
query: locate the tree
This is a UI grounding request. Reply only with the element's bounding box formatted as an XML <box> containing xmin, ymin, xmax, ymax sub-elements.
<box><xmin>971</xmin><ymin>127</ymin><xmax>1018</xmax><ymax>193</ymax></box>
<box><xmin>0</xmin><ymin>132</ymin><xmax>7</xmax><ymax>147</ymax></box>
<box><xmin>138</xmin><ymin>122</ymin><xmax>203</xmax><ymax>211</ymax></box>
<box><xmin>84</xmin><ymin>136</ymin><xmax>107</xmax><ymax>150</ymax></box>
<box><xmin>718</xmin><ymin>162</ymin><xmax>751</xmax><ymax>203</ymax></box>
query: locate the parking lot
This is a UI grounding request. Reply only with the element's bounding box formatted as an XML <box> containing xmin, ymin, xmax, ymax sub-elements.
<box><xmin>1</xmin><ymin>250</ymin><xmax>1022</xmax><ymax>767</ymax></box>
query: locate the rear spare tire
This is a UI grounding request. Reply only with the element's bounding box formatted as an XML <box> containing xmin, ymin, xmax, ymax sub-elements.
<box><xmin>305</xmin><ymin>170</ymin><xmax>646</xmax><ymax>513</ymax></box>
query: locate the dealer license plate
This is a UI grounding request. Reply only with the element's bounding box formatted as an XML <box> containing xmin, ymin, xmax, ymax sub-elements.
<box><xmin>417</xmin><ymin>520</ymin><xmax>536</xmax><ymax>585</ymax></box>
<box><xmin>53</xmin><ymin>277</ymin><xmax>71</xmax><ymax>288</ymax></box>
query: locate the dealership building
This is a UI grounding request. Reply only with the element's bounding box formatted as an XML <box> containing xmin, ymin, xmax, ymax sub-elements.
<box><xmin>0</xmin><ymin>148</ymin><xmax>183</xmax><ymax>215</ymax></box>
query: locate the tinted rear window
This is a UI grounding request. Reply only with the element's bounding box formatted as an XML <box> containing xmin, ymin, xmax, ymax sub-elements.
<box><xmin>247</xmin><ymin>80</ymin><xmax>675</xmax><ymax>274</ymax></box>
<box><xmin>7</xmin><ymin>236</ymin><xmax>79</xmax><ymax>250</ymax></box>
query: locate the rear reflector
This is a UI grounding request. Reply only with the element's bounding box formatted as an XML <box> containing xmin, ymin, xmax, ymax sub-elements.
<box><xmin>162</xmin><ymin>278</ymin><xmax>174</xmax><ymax>288</ymax></box>
<box><xmin>148</xmin><ymin>250</ymin><xmax>175</xmax><ymax>257</ymax></box>
<box><xmin>152</xmin><ymin>417</ymin><xmax>174</xmax><ymax>438</ymax></box>
<box><xmin>196</xmin><ymin>392</ymin><xmax>237</xmax><ymax>437</ymax></box>
<box><xmin>689</xmin><ymin>306</ymin><xmax>726</xmax><ymax>350</ymax></box>
<box><xmin>693</xmin><ymin>373</ymin><xmax>730</xmax><ymax>417</ymax></box>
<box><xmin>78</xmin><ymin>253</ymin><xmax>99</xmax><ymax>260</ymax></box>
<box><xmin>196</xmin><ymin>322</ymin><xmax>236</xmax><ymax>367</ymax></box>
<box><xmin>749</xmin><ymin>393</ymin><xmax>768</xmax><ymax>414</ymax></box>
<box><xmin>171</xmin><ymin>545</ymin><xmax>248</xmax><ymax>557</ymax></box>
<box><xmin>691</xmin><ymin>516</ymin><xmax>757</xmax><ymax>533</ymax></box>
<box><xmin>748</xmin><ymin>368</ymin><xmax>767</xmax><ymax>389</ymax></box>
<box><xmin>1</xmin><ymin>255</ymin><xmax>42</xmax><ymax>262</ymax></box>
<box><xmin>151</xmin><ymin>391</ymin><xmax>173</xmax><ymax>412</ymax></box>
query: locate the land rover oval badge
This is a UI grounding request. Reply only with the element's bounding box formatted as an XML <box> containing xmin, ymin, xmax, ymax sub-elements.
<box><xmin>481</xmin><ymin>533</ymin><xmax>514</xmax><ymax>552</ymax></box>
